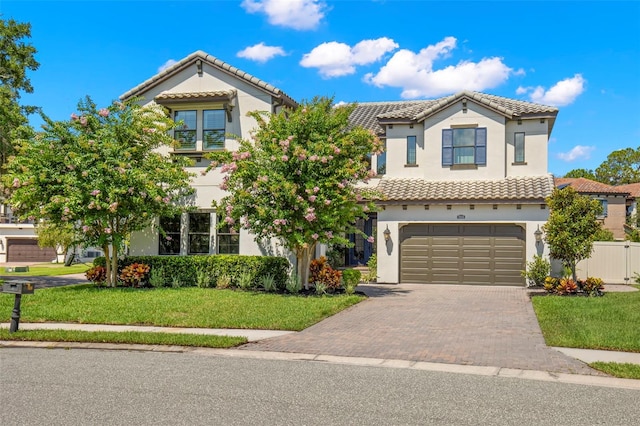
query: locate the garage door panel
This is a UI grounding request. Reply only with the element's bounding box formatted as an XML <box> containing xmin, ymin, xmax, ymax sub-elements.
<box><xmin>400</xmin><ymin>224</ymin><xmax>525</xmax><ymax>285</ymax></box>
<box><xmin>7</xmin><ymin>239</ymin><xmax>56</xmax><ymax>262</ymax></box>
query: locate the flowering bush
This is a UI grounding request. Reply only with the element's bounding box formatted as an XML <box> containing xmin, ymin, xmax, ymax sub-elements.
<box><xmin>543</xmin><ymin>276</ymin><xmax>604</xmax><ymax>297</ymax></box>
<box><xmin>309</xmin><ymin>256</ymin><xmax>342</xmax><ymax>291</ymax></box>
<box><xmin>86</xmin><ymin>265</ymin><xmax>107</xmax><ymax>284</ymax></box>
<box><xmin>119</xmin><ymin>262</ymin><xmax>150</xmax><ymax>287</ymax></box>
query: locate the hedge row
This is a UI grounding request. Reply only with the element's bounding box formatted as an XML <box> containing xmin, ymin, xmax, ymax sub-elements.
<box><xmin>94</xmin><ymin>255</ymin><xmax>291</xmax><ymax>288</ymax></box>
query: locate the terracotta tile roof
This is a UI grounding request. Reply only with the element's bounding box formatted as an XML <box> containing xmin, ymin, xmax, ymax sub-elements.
<box><xmin>376</xmin><ymin>175</ymin><xmax>554</xmax><ymax>202</ymax></box>
<box><xmin>615</xmin><ymin>182</ymin><xmax>640</xmax><ymax>197</ymax></box>
<box><xmin>348</xmin><ymin>101</ymin><xmax>434</xmax><ymax>135</ymax></box>
<box><xmin>120</xmin><ymin>51</ymin><xmax>297</xmax><ymax>107</ymax></box>
<box><xmin>350</xmin><ymin>91</ymin><xmax>558</xmax><ymax>136</ymax></box>
<box><xmin>554</xmin><ymin>177</ymin><xmax>630</xmax><ymax>195</ymax></box>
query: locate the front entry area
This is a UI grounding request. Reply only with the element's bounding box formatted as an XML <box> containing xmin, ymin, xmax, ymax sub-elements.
<box><xmin>400</xmin><ymin>224</ymin><xmax>525</xmax><ymax>285</ymax></box>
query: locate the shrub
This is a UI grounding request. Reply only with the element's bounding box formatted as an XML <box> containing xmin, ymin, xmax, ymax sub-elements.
<box><xmin>314</xmin><ymin>282</ymin><xmax>328</xmax><ymax>295</ymax></box>
<box><xmin>119</xmin><ymin>263</ymin><xmax>150</xmax><ymax>287</ymax></box>
<box><xmin>521</xmin><ymin>255</ymin><xmax>551</xmax><ymax>287</ymax></box>
<box><xmin>343</xmin><ymin>282</ymin><xmax>357</xmax><ymax>295</ymax></box>
<box><xmin>363</xmin><ymin>253</ymin><xmax>377</xmax><ymax>283</ymax></box>
<box><xmin>286</xmin><ymin>273</ymin><xmax>302</xmax><ymax>294</ymax></box>
<box><xmin>86</xmin><ymin>265</ymin><xmax>106</xmax><ymax>285</ymax></box>
<box><xmin>593</xmin><ymin>228</ymin><xmax>615</xmax><ymax>241</ymax></box>
<box><xmin>216</xmin><ymin>275</ymin><xmax>231</xmax><ymax>289</ymax></box>
<box><xmin>544</xmin><ymin>276</ymin><xmax>559</xmax><ymax>293</ymax></box>
<box><xmin>237</xmin><ymin>271</ymin><xmax>254</xmax><ymax>290</ymax></box>
<box><xmin>580</xmin><ymin>277</ymin><xmax>605</xmax><ymax>297</ymax></box>
<box><xmin>260</xmin><ymin>274</ymin><xmax>277</xmax><ymax>292</ymax></box>
<box><xmin>342</xmin><ymin>269</ymin><xmax>361</xmax><ymax>287</ymax></box>
<box><xmin>94</xmin><ymin>254</ymin><xmax>290</xmax><ymax>288</ymax></box>
<box><xmin>171</xmin><ymin>276</ymin><xmax>183</xmax><ymax>288</ymax></box>
<box><xmin>555</xmin><ymin>278</ymin><xmax>578</xmax><ymax>295</ymax></box>
<box><xmin>195</xmin><ymin>269</ymin><xmax>213</xmax><ymax>288</ymax></box>
<box><xmin>309</xmin><ymin>256</ymin><xmax>342</xmax><ymax>290</ymax></box>
<box><xmin>149</xmin><ymin>266</ymin><xmax>166</xmax><ymax>288</ymax></box>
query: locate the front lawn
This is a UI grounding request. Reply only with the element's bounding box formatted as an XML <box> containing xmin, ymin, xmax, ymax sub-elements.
<box><xmin>0</xmin><ymin>329</ymin><xmax>246</xmax><ymax>348</ymax></box>
<box><xmin>589</xmin><ymin>362</ymin><xmax>640</xmax><ymax>380</ymax></box>
<box><xmin>2</xmin><ymin>263</ymin><xmax>90</xmax><ymax>277</ymax></box>
<box><xmin>0</xmin><ymin>285</ymin><xmax>364</xmax><ymax>331</ymax></box>
<box><xmin>532</xmin><ymin>288</ymin><xmax>640</xmax><ymax>352</ymax></box>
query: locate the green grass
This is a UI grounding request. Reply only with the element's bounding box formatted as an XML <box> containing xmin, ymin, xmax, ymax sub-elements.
<box><xmin>0</xmin><ymin>285</ymin><xmax>365</xmax><ymax>331</ymax></box>
<box><xmin>589</xmin><ymin>362</ymin><xmax>640</xmax><ymax>380</ymax></box>
<box><xmin>2</xmin><ymin>263</ymin><xmax>90</xmax><ymax>276</ymax></box>
<box><xmin>0</xmin><ymin>328</ymin><xmax>246</xmax><ymax>348</ymax></box>
<box><xmin>532</xmin><ymin>288</ymin><xmax>640</xmax><ymax>352</ymax></box>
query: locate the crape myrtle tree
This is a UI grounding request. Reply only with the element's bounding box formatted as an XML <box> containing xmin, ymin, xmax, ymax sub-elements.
<box><xmin>542</xmin><ymin>186</ymin><xmax>603</xmax><ymax>281</ymax></box>
<box><xmin>3</xmin><ymin>97</ymin><xmax>194</xmax><ymax>286</ymax></box>
<box><xmin>0</xmin><ymin>18</ymin><xmax>39</xmax><ymax>169</ymax></box>
<box><xmin>208</xmin><ymin>97</ymin><xmax>382</xmax><ymax>288</ymax></box>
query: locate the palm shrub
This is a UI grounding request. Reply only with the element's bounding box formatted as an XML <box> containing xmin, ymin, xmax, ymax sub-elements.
<box><xmin>260</xmin><ymin>274</ymin><xmax>277</xmax><ymax>292</ymax></box>
<box><xmin>148</xmin><ymin>266</ymin><xmax>166</xmax><ymax>288</ymax></box>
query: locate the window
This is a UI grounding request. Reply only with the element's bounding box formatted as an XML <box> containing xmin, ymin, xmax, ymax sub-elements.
<box><xmin>203</xmin><ymin>109</ymin><xmax>225</xmax><ymax>150</ymax></box>
<box><xmin>598</xmin><ymin>199</ymin><xmax>608</xmax><ymax>218</ymax></box>
<box><xmin>188</xmin><ymin>213</ymin><xmax>210</xmax><ymax>254</ymax></box>
<box><xmin>159</xmin><ymin>215</ymin><xmax>181</xmax><ymax>255</ymax></box>
<box><xmin>514</xmin><ymin>132</ymin><xmax>525</xmax><ymax>163</ymax></box>
<box><xmin>377</xmin><ymin>141</ymin><xmax>386</xmax><ymax>175</ymax></box>
<box><xmin>174</xmin><ymin>110</ymin><xmax>197</xmax><ymax>150</ymax></box>
<box><xmin>218</xmin><ymin>217</ymin><xmax>239</xmax><ymax>254</ymax></box>
<box><xmin>442</xmin><ymin>127</ymin><xmax>486</xmax><ymax>166</ymax></box>
<box><xmin>406</xmin><ymin>136</ymin><xmax>417</xmax><ymax>165</ymax></box>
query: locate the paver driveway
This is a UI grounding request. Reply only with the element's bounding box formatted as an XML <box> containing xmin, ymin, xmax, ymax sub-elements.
<box><xmin>242</xmin><ymin>284</ymin><xmax>598</xmax><ymax>375</ymax></box>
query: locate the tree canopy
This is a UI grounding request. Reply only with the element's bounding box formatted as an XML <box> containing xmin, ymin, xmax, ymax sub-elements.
<box><xmin>542</xmin><ymin>186</ymin><xmax>603</xmax><ymax>280</ymax></box>
<box><xmin>0</xmin><ymin>18</ymin><xmax>39</xmax><ymax>168</ymax></box>
<box><xmin>3</xmin><ymin>97</ymin><xmax>194</xmax><ymax>285</ymax></box>
<box><xmin>208</xmin><ymin>97</ymin><xmax>382</xmax><ymax>287</ymax></box>
<box><xmin>564</xmin><ymin>146</ymin><xmax>640</xmax><ymax>185</ymax></box>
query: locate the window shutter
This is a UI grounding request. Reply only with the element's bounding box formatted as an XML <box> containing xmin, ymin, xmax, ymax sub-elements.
<box><xmin>475</xmin><ymin>128</ymin><xmax>487</xmax><ymax>165</ymax></box>
<box><xmin>442</xmin><ymin>129</ymin><xmax>453</xmax><ymax>166</ymax></box>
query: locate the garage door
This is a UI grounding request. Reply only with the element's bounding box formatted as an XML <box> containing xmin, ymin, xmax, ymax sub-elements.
<box><xmin>7</xmin><ymin>239</ymin><xmax>57</xmax><ymax>263</ymax></box>
<box><xmin>400</xmin><ymin>224</ymin><xmax>525</xmax><ymax>285</ymax></box>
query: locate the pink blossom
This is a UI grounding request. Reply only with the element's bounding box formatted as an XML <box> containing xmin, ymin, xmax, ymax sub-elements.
<box><xmin>12</xmin><ymin>178</ymin><xmax>20</xmax><ymax>188</ymax></box>
<box><xmin>313</xmin><ymin>186</ymin><xmax>320</xmax><ymax>193</ymax></box>
<box><xmin>356</xmin><ymin>194</ymin><xmax>363</xmax><ymax>202</ymax></box>
<box><xmin>239</xmin><ymin>151</ymin><xmax>251</xmax><ymax>160</ymax></box>
<box><xmin>321</xmin><ymin>157</ymin><xmax>327</xmax><ymax>163</ymax></box>
<box><xmin>367</xmin><ymin>236</ymin><xmax>375</xmax><ymax>243</ymax></box>
<box><xmin>67</xmin><ymin>164</ymin><xmax>75</xmax><ymax>170</ymax></box>
<box><xmin>279</xmin><ymin>139</ymin><xmax>290</xmax><ymax>149</ymax></box>
<box><xmin>91</xmin><ymin>189</ymin><xmax>100</xmax><ymax>196</ymax></box>
<box><xmin>259</xmin><ymin>176</ymin><xmax>268</xmax><ymax>182</ymax></box>
<box><xmin>333</xmin><ymin>147</ymin><xmax>341</xmax><ymax>154</ymax></box>
<box><xmin>117</xmin><ymin>167</ymin><xmax>126</xmax><ymax>174</ymax></box>
<box><xmin>128</xmin><ymin>187</ymin><xmax>134</xmax><ymax>194</ymax></box>
<box><xmin>108</xmin><ymin>202</ymin><xmax>118</xmax><ymax>212</ymax></box>
<box><xmin>162</xmin><ymin>197</ymin><xmax>170</xmax><ymax>204</ymax></box>
<box><xmin>309</xmin><ymin>155</ymin><xmax>318</xmax><ymax>162</ymax></box>
<box><xmin>304</xmin><ymin>208</ymin><xmax>316</xmax><ymax>222</ymax></box>
<box><xmin>98</xmin><ymin>108</ymin><xmax>109</xmax><ymax>117</ymax></box>
<box><xmin>70</xmin><ymin>113</ymin><xmax>78</xmax><ymax>121</ymax></box>
<box><xmin>88</xmin><ymin>201</ymin><xmax>95</xmax><ymax>209</ymax></box>
<box><xmin>82</xmin><ymin>171</ymin><xmax>89</xmax><ymax>177</ymax></box>
<box><xmin>140</xmin><ymin>191</ymin><xmax>147</xmax><ymax>198</ymax></box>
<box><xmin>296</xmin><ymin>170</ymin><xmax>301</xmax><ymax>175</ymax></box>
<box><xmin>143</xmin><ymin>127</ymin><xmax>156</xmax><ymax>134</ymax></box>
<box><xmin>312</xmin><ymin>233</ymin><xmax>319</xmax><ymax>240</ymax></box>
<box><xmin>363</xmin><ymin>205</ymin><xmax>370</xmax><ymax>212</ymax></box>
<box><xmin>165</xmin><ymin>236</ymin><xmax>173</xmax><ymax>241</ymax></box>
<box><xmin>325</xmin><ymin>231</ymin><xmax>333</xmax><ymax>239</ymax></box>
<box><xmin>63</xmin><ymin>207</ymin><xmax>70</xmax><ymax>214</ymax></box>
<box><xmin>297</xmin><ymin>153</ymin><xmax>307</xmax><ymax>161</ymax></box>
<box><xmin>308</xmin><ymin>195</ymin><xmax>316</xmax><ymax>202</ymax></box>
<box><xmin>105</xmin><ymin>228</ymin><xmax>112</xmax><ymax>234</ymax></box>
<box><xmin>224</xmin><ymin>216</ymin><xmax>235</xmax><ymax>225</ymax></box>
<box><xmin>82</xmin><ymin>225</ymin><xmax>90</xmax><ymax>233</ymax></box>
<box><xmin>324</xmin><ymin>199</ymin><xmax>331</xmax><ymax>205</ymax></box>
<box><xmin>281</xmin><ymin>155</ymin><xmax>289</xmax><ymax>161</ymax></box>
<box><xmin>328</xmin><ymin>155</ymin><xmax>333</xmax><ymax>160</ymax></box>
<box><xmin>79</xmin><ymin>116</ymin><xmax>87</xmax><ymax>126</ymax></box>
<box><xmin>297</xmin><ymin>196</ymin><xmax>304</xmax><ymax>202</ymax></box>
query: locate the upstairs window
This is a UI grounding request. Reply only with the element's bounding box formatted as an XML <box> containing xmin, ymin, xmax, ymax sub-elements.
<box><xmin>203</xmin><ymin>109</ymin><xmax>225</xmax><ymax>150</ymax></box>
<box><xmin>159</xmin><ymin>215</ymin><xmax>181</xmax><ymax>255</ymax></box>
<box><xmin>514</xmin><ymin>132</ymin><xmax>525</xmax><ymax>163</ymax></box>
<box><xmin>377</xmin><ymin>141</ymin><xmax>386</xmax><ymax>175</ymax></box>
<box><xmin>442</xmin><ymin>128</ymin><xmax>486</xmax><ymax>166</ymax></box>
<box><xmin>174</xmin><ymin>111</ymin><xmax>197</xmax><ymax>150</ymax></box>
<box><xmin>188</xmin><ymin>213</ymin><xmax>210</xmax><ymax>254</ymax></box>
<box><xmin>406</xmin><ymin>136</ymin><xmax>417</xmax><ymax>165</ymax></box>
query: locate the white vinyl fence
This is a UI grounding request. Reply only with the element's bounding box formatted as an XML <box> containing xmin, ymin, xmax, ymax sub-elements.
<box><xmin>576</xmin><ymin>241</ymin><xmax>640</xmax><ymax>284</ymax></box>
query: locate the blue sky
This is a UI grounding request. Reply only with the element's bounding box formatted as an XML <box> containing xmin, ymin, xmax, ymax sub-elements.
<box><xmin>2</xmin><ymin>0</ymin><xmax>639</xmax><ymax>176</ymax></box>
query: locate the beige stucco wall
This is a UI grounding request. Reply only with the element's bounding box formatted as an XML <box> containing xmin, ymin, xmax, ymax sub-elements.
<box><xmin>505</xmin><ymin>119</ymin><xmax>549</xmax><ymax>176</ymax></box>
<box><xmin>602</xmin><ymin>196</ymin><xmax>628</xmax><ymax>239</ymax></box>
<box><xmin>375</xmin><ymin>203</ymin><xmax>550</xmax><ymax>284</ymax></box>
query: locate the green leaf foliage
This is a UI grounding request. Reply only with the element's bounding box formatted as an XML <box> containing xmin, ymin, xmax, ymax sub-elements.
<box><xmin>563</xmin><ymin>168</ymin><xmax>596</xmax><ymax>180</ymax></box>
<box><xmin>594</xmin><ymin>146</ymin><xmax>640</xmax><ymax>185</ymax></box>
<box><xmin>542</xmin><ymin>186</ymin><xmax>603</xmax><ymax>279</ymax></box>
<box><xmin>207</xmin><ymin>97</ymin><xmax>382</xmax><ymax>285</ymax></box>
<box><xmin>3</xmin><ymin>97</ymin><xmax>195</xmax><ymax>285</ymax></box>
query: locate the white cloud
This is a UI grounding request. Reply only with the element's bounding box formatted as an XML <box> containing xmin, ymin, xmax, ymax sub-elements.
<box><xmin>158</xmin><ymin>59</ymin><xmax>177</xmax><ymax>73</ymax></box>
<box><xmin>241</xmin><ymin>0</ymin><xmax>326</xmax><ymax>30</ymax></box>
<box><xmin>557</xmin><ymin>145</ymin><xmax>595</xmax><ymax>162</ymax></box>
<box><xmin>300</xmin><ymin>37</ymin><xmax>398</xmax><ymax>78</ymax></box>
<box><xmin>364</xmin><ymin>37</ymin><xmax>512</xmax><ymax>98</ymax></box>
<box><xmin>515</xmin><ymin>86</ymin><xmax>528</xmax><ymax>95</ymax></box>
<box><xmin>521</xmin><ymin>74</ymin><xmax>586</xmax><ymax>106</ymax></box>
<box><xmin>333</xmin><ymin>100</ymin><xmax>348</xmax><ymax>108</ymax></box>
<box><xmin>237</xmin><ymin>42</ymin><xmax>286</xmax><ymax>63</ymax></box>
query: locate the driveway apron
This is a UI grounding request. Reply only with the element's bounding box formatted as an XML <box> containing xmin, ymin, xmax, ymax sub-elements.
<box><xmin>241</xmin><ymin>284</ymin><xmax>598</xmax><ymax>375</ymax></box>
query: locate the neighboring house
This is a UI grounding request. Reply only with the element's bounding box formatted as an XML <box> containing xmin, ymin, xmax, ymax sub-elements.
<box><xmin>554</xmin><ymin>177</ymin><xmax>631</xmax><ymax>240</ymax></box>
<box><xmin>614</xmin><ymin>182</ymin><xmax>640</xmax><ymax>236</ymax></box>
<box><xmin>0</xmin><ymin>205</ymin><xmax>56</xmax><ymax>263</ymax></box>
<box><xmin>124</xmin><ymin>51</ymin><xmax>559</xmax><ymax>286</ymax></box>
<box><xmin>123</xmin><ymin>51</ymin><xmax>297</xmax><ymax>259</ymax></box>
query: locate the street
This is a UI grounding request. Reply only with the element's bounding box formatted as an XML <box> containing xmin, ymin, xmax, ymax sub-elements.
<box><xmin>1</xmin><ymin>348</ymin><xmax>637</xmax><ymax>425</ymax></box>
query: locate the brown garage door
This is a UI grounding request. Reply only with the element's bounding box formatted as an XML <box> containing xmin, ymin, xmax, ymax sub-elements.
<box><xmin>400</xmin><ymin>224</ymin><xmax>525</xmax><ymax>285</ymax></box>
<box><xmin>7</xmin><ymin>239</ymin><xmax>57</xmax><ymax>263</ymax></box>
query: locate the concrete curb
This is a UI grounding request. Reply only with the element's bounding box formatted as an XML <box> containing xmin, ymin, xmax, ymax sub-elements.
<box><xmin>2</xmin><ymin>341</ymin><xmax>639</xmax><ymax>391</ymax></box>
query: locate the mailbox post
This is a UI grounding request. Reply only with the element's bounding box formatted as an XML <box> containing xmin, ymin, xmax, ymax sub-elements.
<box><xmin>2</xmin><ymin>280</ymin><xmax>35</xmax><ymax>333</ymax></box>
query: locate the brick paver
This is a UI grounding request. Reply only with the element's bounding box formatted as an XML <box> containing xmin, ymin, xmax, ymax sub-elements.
<box><xmin>241</xmin><ymin>284</ymin><xmax>599</xmax><ymax>375</ymax></box>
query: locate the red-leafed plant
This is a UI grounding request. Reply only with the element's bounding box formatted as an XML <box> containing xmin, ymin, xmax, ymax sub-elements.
<box><xmin>119</xmin><ymin>262</ymin><xmax>150</xmax><ymax>287</ymax></box>
<box><xmin>86</xmin><ymin>265</ymin><xmax>107</xmax><ymax>285</ymax></box>
<box><xmin>309</xmin><ymin>256</ymin><xmax>342</xmax><ymax>291</ymax></box>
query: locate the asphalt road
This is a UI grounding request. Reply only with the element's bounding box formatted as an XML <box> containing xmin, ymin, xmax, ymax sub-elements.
<box><xmin>0</xmin><ymin>273</ymin><xmax>88</xmax><ymax>289</ymax></box>
<box><xmin>1</xmin><ymin>348</ymin><xmax>637</xmax><ymax>425</ymax></box>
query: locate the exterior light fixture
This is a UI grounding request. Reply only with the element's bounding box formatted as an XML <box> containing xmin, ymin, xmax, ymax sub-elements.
<box><xmin>383</xmin><ymin>226</ymin><xmax>391</xmax><ymax>242</ymax></box>
<box><xmin>534</xmin><ymin>225</ymin><xmax>543</xmax><ymax>243</ymax></box>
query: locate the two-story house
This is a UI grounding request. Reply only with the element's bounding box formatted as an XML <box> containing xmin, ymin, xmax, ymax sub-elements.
<box><xmin>124</xmin><ymin>51</ymin><xmax>558</xmax><ymax>286</ymax></box>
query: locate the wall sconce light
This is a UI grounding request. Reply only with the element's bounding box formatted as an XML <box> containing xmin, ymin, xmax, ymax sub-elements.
<box><xmin>383</xmin><ymin>226</ymin><xmax>391</xmax><ymax>242</ymax></box>
<box><xmin>534</xmin><ymin>225</ymin><xmax>543</xmax><ymax>243</ymax></box>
